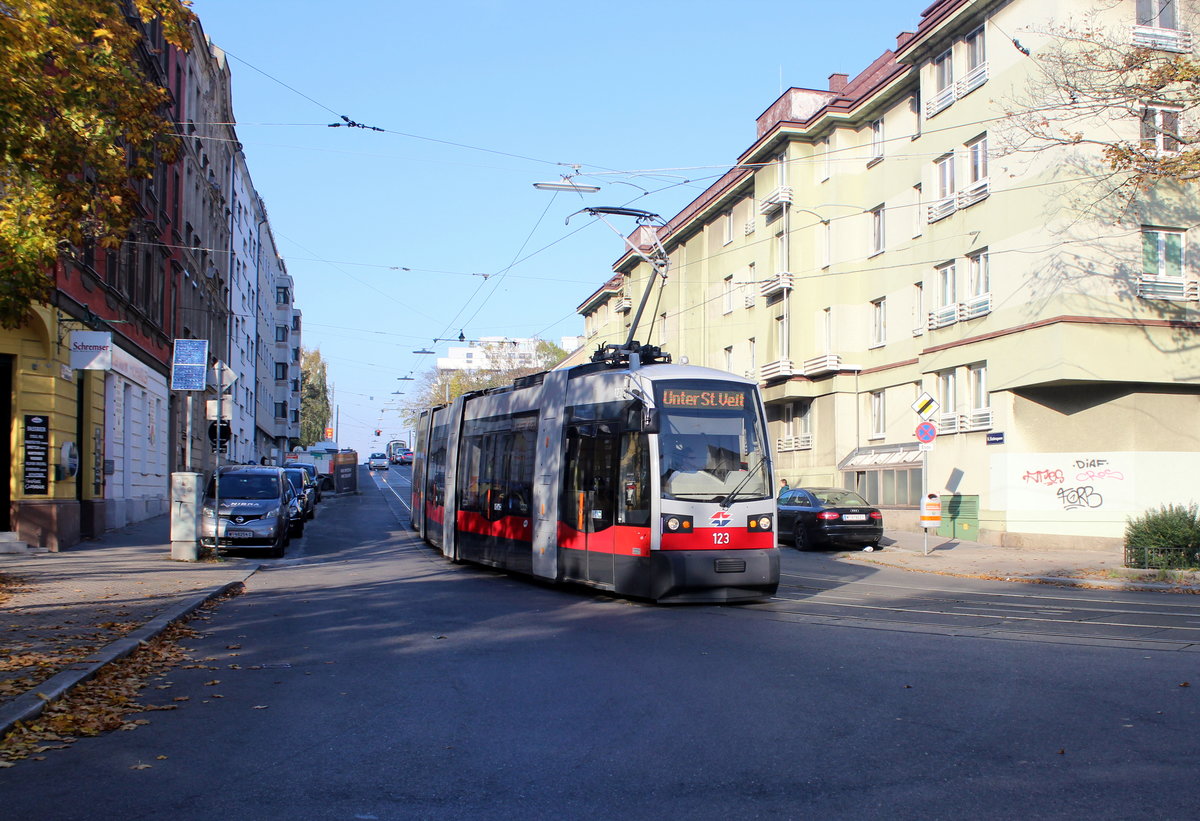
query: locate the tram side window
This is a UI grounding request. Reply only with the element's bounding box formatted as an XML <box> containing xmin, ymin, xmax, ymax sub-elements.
<box><xmin>506</xmin><ymin>429</ymin><xmax>536</xmax><ymax>516</ymax></box>
<box><xmin>458</xmin><ymin>436</ymin><xmax>485</xmax><ymax>513</ymax></box>
<box><xmin>619</xmin><ymin>432</ymin><xmax>650</xmax><ymax>526</ymax></box>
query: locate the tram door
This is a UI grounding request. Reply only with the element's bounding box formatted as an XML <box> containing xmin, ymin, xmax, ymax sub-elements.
<box><xmin>563</xmin><ymin>423</ymin><xmax>618</xmax><ymax>585</ymax></box>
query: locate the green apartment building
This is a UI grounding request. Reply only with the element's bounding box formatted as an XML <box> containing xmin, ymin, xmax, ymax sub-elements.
<box><xmin>573</xmin><ymin>0</ymin><xmax>1200</xmax><ymax>549</ymax></box>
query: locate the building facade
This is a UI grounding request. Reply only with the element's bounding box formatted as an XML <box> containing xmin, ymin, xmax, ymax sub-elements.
<box><xmin>579</xmin><ymin>0</ymin><xmax>1200</xmax><ymax>549</ymax></box>
<box><xmin>2</xmin><ymin>10</ymin><xmax>299</xmax><ymax>549</ymax></box>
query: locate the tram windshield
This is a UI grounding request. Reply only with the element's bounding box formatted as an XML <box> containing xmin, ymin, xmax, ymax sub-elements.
<box><xmin>655</xmin><ymin>380</ymin><xmax>770</xmax><ymax>503</ymax></box>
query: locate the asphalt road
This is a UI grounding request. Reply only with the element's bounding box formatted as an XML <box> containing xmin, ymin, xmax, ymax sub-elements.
<box><xmin>4</xmin><ymin>464</ymin><xmax>1199</xmax><ymax>819</ymax></box>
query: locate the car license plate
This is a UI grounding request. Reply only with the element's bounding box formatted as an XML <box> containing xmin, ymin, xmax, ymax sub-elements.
<box><xmin>227</xmin><ymin>529</ymin><xmax>254</xmax><ymax>538</ymax></box>
<box><xmin>843</xmin><ymin>514</ymin><xmax>867</xmax><ymax>522</ymax></box>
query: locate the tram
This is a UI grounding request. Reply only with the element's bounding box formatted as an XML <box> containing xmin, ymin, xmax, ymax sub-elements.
<box><xmin>410</xmin><ymin>343</ymin><xmax>780</xmax><ymax>603</ymax></box>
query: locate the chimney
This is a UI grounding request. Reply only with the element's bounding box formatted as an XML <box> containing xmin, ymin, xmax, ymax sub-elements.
<box><xmin>828</xmin><ymin>73</ymin><xmax>849</xmax><ymax>93</ymax></box>
<box><xmin>897</xmin><ymin>31</ymin><xmax>916</xmax><ymax>50</ymax></box>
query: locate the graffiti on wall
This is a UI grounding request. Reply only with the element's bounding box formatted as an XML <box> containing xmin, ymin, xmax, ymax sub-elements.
<box><xmin>1014</xmin><ymin>455</ymin><xmax>1128</xmax><ymax>512</ymax></box>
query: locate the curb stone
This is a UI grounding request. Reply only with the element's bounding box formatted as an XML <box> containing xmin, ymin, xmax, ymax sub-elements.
<box><xmin>0</xmin><ymin>568</ymin><xmax>260</xmax><ymax>740</ymax></box>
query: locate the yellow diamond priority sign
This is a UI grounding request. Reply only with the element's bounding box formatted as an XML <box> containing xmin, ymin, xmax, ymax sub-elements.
<box><xmin>912</xmin><ymin>391</ymin><xmax>940</xmax><ymax>420</ymax></box>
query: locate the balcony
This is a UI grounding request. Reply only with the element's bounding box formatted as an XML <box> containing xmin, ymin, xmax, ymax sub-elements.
<box><xmin>744</xmin><ymin>218</ymin><xmax>756</xmax><ymax>235</ymax></box>
<box><xmin>760</xmin><ymin>271</ymin><xmax>794</xmax><ymax>298</ymax></box>
<box><xmin>927</xmin><ymin>196</ymin><xmax>957</xmax><ymax>223</ymax></box>
<box><xmin>928</xmin><ymin>303</ymin><xmax>961</xmax><ymax>330</ymax></box>
<box><xmin>1137</xmin><ymin>274</ymin><xmax>1199</xmax><ymax>301</ymax></box>
<box><xmin>613</xmin><ymin>295</ymin><xmax>632</xmax><ymax>313</ymax></box>
<box><xmin>760</xmin><ymin>359</ymin><xmax>794</xmax><ymax>381</ymax></box>
<box><xmin>958</xmin><ymin>178</ymin><xmax>990</xmax><ymax>208</ymax></box>
<box><xmin>937</xmin><ymin>411</ymin><xmax>961</xmax><ymax>434</ymax></box>
<box><xmin>957</xmin><ymin>62</ymin><xmax>988</xmax><ymax>97</ymax></box>
<box><xmin>776</xmin><ymin>434</ymin><xmax>813</xmax><ymax>453</ymax></box>
<box><xmin>962</xmin><ymin>292</ymin><xmax>992</xmax><ymax>320</ymax></box>
<box><xmin>803</xmin><ymin>354</ymin><xmax>850</xmax><ymax>376</ymax></box>
<box><xmin>759</xmin><ymin>186</ymin><xmax>794</xmax><ymax>216</ymax></box>
<box><xmin>926</xmin><ymin>85</ymin><xmax>955</xmax><ymax>118</ymax></box>
<box><xmin>963</xmin><ymin>408</ymin><xmax>994</xmax><ymax>431</ymax></box>
<box><xmin>1132</xmin><ymin>25</ymin><xmax>1193</xmax><ymax>52</ymax></box>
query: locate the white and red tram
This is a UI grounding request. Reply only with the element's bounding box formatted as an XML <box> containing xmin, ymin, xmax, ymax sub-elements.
<box><xmin>411</xmin><ymin>346</ymin><xmax>780</xmax><ymax>603</ymax></box>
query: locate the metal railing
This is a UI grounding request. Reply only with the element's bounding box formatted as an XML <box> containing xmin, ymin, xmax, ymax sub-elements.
<box><xmin>1125</xmin><ymin>544</ymin><xmax>1200</xmax><ymax>569</ymax></box>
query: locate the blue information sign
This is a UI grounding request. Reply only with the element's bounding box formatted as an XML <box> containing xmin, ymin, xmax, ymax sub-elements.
<box><xmin>171</xmin><ymin>339</ymin><xmax>208</xmax><ymax>391</ymax></box>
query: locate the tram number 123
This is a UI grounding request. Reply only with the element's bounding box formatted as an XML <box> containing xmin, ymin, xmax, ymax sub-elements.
<box><xmin>713</xmin><ymin>531</ymin><xmax>731</xmax><ymax>545</ymax></box>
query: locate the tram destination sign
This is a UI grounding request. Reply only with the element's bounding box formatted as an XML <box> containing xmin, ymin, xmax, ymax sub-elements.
<box><xmin>660</xmin><ymin>388</ymin><xmax>745</xmax><ymax>409</ymax></box>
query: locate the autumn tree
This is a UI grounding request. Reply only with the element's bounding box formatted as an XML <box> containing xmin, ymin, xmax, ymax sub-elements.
<box><xmin>0</xmin><ymin>0</ymin><xmax>194</xmax><ymax>328</ymax></box>
<box><xmin>1001</xmin><ymin>0</ymin><xmax>1200</xmax><ymax>200</ymax></box>
<box><xmin>403</xmin><ymin>339</ymin><xmax>567</xmax><ymax>424</ymax></box>
<box><xmin>298</xmin><ymin>347</ymin><xmax>332</xmax><ymax>447</ymax></box>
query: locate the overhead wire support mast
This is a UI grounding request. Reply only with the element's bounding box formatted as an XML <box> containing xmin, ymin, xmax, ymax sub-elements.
<box><xmin>565</xmin><ymin>206</ymin><xmax>670</xmax><ymax>360</ymax></box>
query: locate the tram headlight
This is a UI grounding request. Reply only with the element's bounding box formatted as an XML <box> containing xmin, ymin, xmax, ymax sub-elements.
<box><xmin>748</xmin><ymin>514</ymin><xmax>773</xmax><ymax>532</ymax></box>
<box><xmin>662</xmin><ymin>514</ymin><xmax>693</xmax><ymax>533</ymax></box>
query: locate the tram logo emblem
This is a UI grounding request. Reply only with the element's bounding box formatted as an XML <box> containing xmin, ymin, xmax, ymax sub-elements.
<box><xmin>710</xmin><ymin>511</ymin><xmax>732</xmax><ymax>527</ymax></box>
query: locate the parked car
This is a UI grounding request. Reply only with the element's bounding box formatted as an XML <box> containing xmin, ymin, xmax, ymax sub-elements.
<box><xmin>291</xmin><ymin>462</ymin><xmax>322</xmax><ymax>503</ymax></box>
<box><xmin>399</xmin><ymin>449</ymin><xmax>413</xmax><ymax>465</ymax></box>
<box><xmin>777</xmin><ymin>486</ymin><xmax>883</xmax><ymax>551</ymax></box>
<box><xmin>283</xmin><ymin>466</ymin><xmax>317</xmax><ymax>521</ymax></box>
<box><xmin>368</xmin><ymin>452</ymin><xmax>389</xmax><ymax>470</ymax></box>
<box><xmin>200</xmin><ymin>466</ymin><xmax>295</xmax><ymax>557</ymax></box>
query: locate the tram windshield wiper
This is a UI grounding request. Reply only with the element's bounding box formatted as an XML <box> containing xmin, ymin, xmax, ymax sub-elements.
<box><xmin>719</xmin><ymin>457</ymin><xmax>767</xmax><ymax>509</ymax></box>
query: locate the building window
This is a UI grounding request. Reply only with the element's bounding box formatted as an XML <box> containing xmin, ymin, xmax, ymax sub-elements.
<box><xmin>870</xmin><ymin>118</ymin><xmax>885</xmax><ymax>162</ymax></box>
<box><xmin>724</xmin><ymin>345</ymin><xmax>734</xmax><ymax>372</ymax></box>
<box><xmin>275</xmin><ymin>286</ymin><xmax>289</xmax><ymax>304</ymax></box>
<box><xmin>969</xmin><ymin>363</ymin><xmax>988</xmax><ymax>410</ymax></box>
<box><xmin>912</xmin><ymin>184</ymin><xmax>923</xmax><ymax>237</ymax></box>
<box><xmin>775</xmin><ymin>314</ymin><xmax>787</xmax><ymax>362</ymax></box>
<box><xmin>870</xmin><ymin>205</ymin><xmax>885</xmax><ymax>255</ymax></box>
<box><xmin>1141</xmin><ymin>107</ymin><xmax>1181</xmax><ymax>152</ymax></box>
<box><xmin>290</xmin><ymin>410</ymin><xmax>300</xmax><ymax>424</ymax></box>
<box><xmin>939</xmin><ymin>369</ymin><xmax>957</xmax><ymax>414</ymax></box>
<box><xmin>723</xmin><ymin>275</ymin><xmax>734</xmax><ymax>314</ymax></box>
<box><xmin>870</xmin><ymin>390</ymin><xmax>885</xmax><ymax>437</ymax></box>
<box><xmin>966</xmin><ymin>26</ymin><xmax>986</xmax><ymax>71</ymax></box>
<box><xmin>722</xmin><ymin>210</ymin><xmax>734</xmax><ymax>246</ymax></box>
<box><xmin>938</xmin><ymin>262</ymin><xmax>957</xmax><ymax>307</ymax></box>
<box><xmin>930</xmin><ymin>153</ymin><xmax>956</xmax><ymax>221</ymax></box>
<box><xmin>871</xmin><ymin>298</ymin><xmax>886</xmax><ymax>348</ymax></box>
<box><xmin>775</xmin><ymin>151</ymin><xmax>788</xmax><ymax>188</ymax></box>
<box><xmin>961</xmin><ymin>134</ymin><xmax>990</xmax><ymax>206</ymax></box>
<box><xmin>1137</xmin><ymin>0</ymin><xmax>1179</xmax><ymax>29</ymax></box>
<box><xmin>818</xmin><ymin>137</ymin><xmax>831</xmax><ymax>182</ymax></box>
<box><xmin>274</xmin><ymin>402</ymin><xmax>287</xmax><ymax>419</ymax></box>
<box><xmin>275</xmin><ymin>325</ymin><xmax>288</xmax><ymax>342</ymax></box>
<box><xmin>913</xmin><ymin>282</ymin><xmax>925</xmax><ymax>336</ymax></box>
<box><xmin>935</xmin><ymin>49</ymin><xmax>953</xmax><ymax>95</ymax></box>
<box><xmin>1142</xmin><ymin>227</ymin><xmax>1185</xmax><ymax>277</ymax></box>
<box><xmin>821</xmin><ymin>221</ymin><xmax>832</xmax><ymax>268</ymax></box>
<box><xmin>775</xmin><ymin>230</ymin><xmax>788</xmax><ymax>273</ymax></box>
<box><xmin>968</xmin><ymin>250</ymin><xmax>990</xmax><ymax>296</ymax></box>
<box><xmin>748</xmin><ymin>337</ymin><xmax>756</xmax><ymax>372</ymax></box>
<box><xmin>274</xmin><ymin>362</ymin><xmax>288</xmax><ymax>380</ymax></box>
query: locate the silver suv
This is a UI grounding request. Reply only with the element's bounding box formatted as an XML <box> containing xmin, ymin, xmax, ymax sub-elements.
<box><xmin>200</xmin><ymin>466</ymin><xmax>295</xmax><ymax>557</ymax></box>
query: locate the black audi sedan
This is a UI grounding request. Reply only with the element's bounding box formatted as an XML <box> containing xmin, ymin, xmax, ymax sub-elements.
<box><xmin>777</xmin><ymin>486</ymin><xmax>883</xmax><ymax>550</ymax></box>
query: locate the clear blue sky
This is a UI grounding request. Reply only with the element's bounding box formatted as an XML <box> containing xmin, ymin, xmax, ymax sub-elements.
<box><xmin>189</xmin><ymin>0</ymin><xmax>923</xmax><ymax>456</ymax></box>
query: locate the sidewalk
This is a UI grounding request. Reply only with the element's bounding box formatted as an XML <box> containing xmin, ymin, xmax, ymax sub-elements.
<box><xmin>839</xmin><ymin>528</ymin><xmax>1200</xmax><ymax>591</ymax></box>
<box><xmin>0</xmin><ymin>515</ymin><xmax>258</xmax><ymax>736</ymax></box>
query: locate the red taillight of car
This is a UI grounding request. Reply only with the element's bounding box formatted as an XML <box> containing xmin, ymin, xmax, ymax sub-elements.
<box><xmin>870</xmin><ymin>511</ymin><xmax>883</xmax><ymax>520</ymax></box>
<box><xmin>817</xmin><ymin>511</ymin><xmax>840</xmax><ymax>521</ymax></box>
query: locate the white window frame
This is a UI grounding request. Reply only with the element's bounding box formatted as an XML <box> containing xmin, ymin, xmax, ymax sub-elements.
<box><xmin>1141</xmin><ymin>107</ymin><xmax>1182</xmax><ymax>152</ymax></box>
<box><xmin>1137</xmin><ymin>0</ymin><xmax>1179</xmax><ymax>29</ymax></box>
<box><xmin>966</xmin><ymin>26</ymin><xmax>986</xmax><ymax>71</ymax></box>
<box><xmin>936</xmin><ymin>153</ymin><xmax>956</xmax><ymax>200</ymax></box>
<box><xmin>939</xmin><ymin>369</ymin><xmax>957</xmax><ymax>414</ymax></box>
<box><xmin>912</xmin><ymin>281</ymin><xmax>925</xmax><ymax>336</ymax></box>
<box><xmin>870</xmin><ymin>390</ymin><xmax>886</xmax><ymax>437</ymax></box>
<box><xmin>871</xmin><ymin>205</ymin><xmax>885</xmax><ymax>255</ymax></box>
<box><xmin>870</xmin><ymin>118</ymin><xmax>885</xmax><ymax>161</ymax></box>
<box><xmin>722</xmin><ymin>210</ymin><xmax>734</xmax><ymax>245</ymax></box>
<box><xmin>968</xmin><ymin>250</ymin><xmax>990</xmax><ymax>296</ymax></box>
<box><xmin>1142</xmin><ymin>227</ymin><xmax>1185</xmax><ymax>277</ymax></box>
<box><xmin>912</xmin><ymin>183</ymin><xmax>923</xmax><ymax>237</ymax></box>
<box><xmin>723</xmin><ymin>275</ymin><xmax>734</xmax><ymax>314</ymax></box>
<box><xmin>969</xmin><ymin>363</ymin><xmax>988</xmax><ymax>410</ymax></box>
<box><xmin>871</xmin><ymin>297</ymin><xmax>886</xmax><ymax>348</ymax></box>
<box><xmin>967</xmin><ymin>135</ymin><xmax>988</xmax><ymax>184</ymax></box>
<box><xmin>938</xmin><ymin>261</ymin><xmax>957</xmax><ymax>307</ymax></box>
<box><xmin>821</xmin><ymin>221</ymin><xmax>832</xmax><ymax>269</ymax></box>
